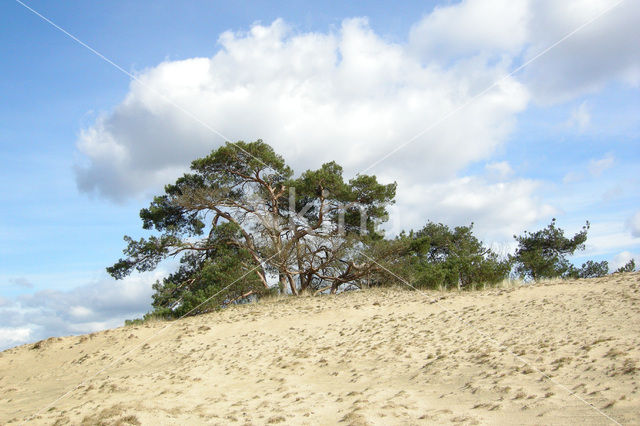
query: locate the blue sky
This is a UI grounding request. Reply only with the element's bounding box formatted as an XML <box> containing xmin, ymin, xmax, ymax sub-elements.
<box><xmin>1</xmin><ymin>0</ymin><xmax>639</xmax><ymax>349</ymax></box>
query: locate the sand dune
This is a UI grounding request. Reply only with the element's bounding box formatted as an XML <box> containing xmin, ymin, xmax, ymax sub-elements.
<box><xmin>1</xmin><ymin>273</ymin><xmax>639</xmax><ymax>425</ymax></box>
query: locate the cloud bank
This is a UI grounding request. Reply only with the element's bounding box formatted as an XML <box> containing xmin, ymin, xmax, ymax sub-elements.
<box><xmin>76</xmin><ymin>18</ymin><xmax>528</xmax><ymax>204</ymax></box>
<box><xmin>74</xmin><ymin>1</ymin><xmax>639</xmax><ymax>243</ymax></box>
<box><xmin>0</xmin><ymin>271</ymin><xmax>159</xmax><ymax>350</ymax></box>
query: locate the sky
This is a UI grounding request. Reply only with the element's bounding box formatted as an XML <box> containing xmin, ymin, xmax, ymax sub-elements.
<box><xmin>1</xmin><ymin>0</ymin><xmax>639</xmax><ymax>350</ymax></box>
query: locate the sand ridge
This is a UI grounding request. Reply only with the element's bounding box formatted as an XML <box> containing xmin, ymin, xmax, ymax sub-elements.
<box><xmin>1</xmin><ymin>273</ymin><xmax>639</xmax><ymax>425</ymax></box>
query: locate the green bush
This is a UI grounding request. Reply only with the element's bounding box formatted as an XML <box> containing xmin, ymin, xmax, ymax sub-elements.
<box><xmin>397</xmin><ymin>222</ymin><xmax>511</xmax><ymax>290</ymax></box>
<box><xmin>567</xmin><ymin>260</ymin><xmax>609</xmax><ymax>279</ymax></box>
<box><xmin>513</xmin><ymin>219</ymin><xmax>589</xmax><ymax>280</ymax></box>
<box><xmin>615</xmin><ymin>259</ymin><xmax>636</xmax><ymax>273</ymax></box>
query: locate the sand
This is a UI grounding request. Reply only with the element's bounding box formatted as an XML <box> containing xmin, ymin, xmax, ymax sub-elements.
<box><xmin>1</xmin><ymin>273</ymin><xmax>639</xmax><ymax>425</ymax></box>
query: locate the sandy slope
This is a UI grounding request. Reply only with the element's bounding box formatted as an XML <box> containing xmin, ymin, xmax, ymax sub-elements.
<box><xmin>1</xmin><ymin>273</ymin><xmax>639</xmax><ymax>425</ymax></box>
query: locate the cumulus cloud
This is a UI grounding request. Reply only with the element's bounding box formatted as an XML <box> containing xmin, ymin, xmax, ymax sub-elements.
<box><xmin>75</xmin><ymin>17</ymin><xmax>529</xmax><ymax>205</ymax></box>
<box><xmin>0</xmin><ymin>271</ymin><xmax>161</xmax><ymax>350</ymax></box>
<box><xmin>409</xmin><ymin>0</ymin><xmax>640</xmax><ymax>102</ymax></box>
<box><xmin>408</xmin><ymin>0</ymin><xmax>530</xmax><ymax>60</ymax></box>
<box><xmin>73</xmin><ymin>2</ymin><xmax>639</xmax><ymax>227</ymax></box>
<box><xmin>73</xmin><ymin>0</ymin><xmax>639</xmax><ymax>228</ymax></box>
<box><xmin>0</xmin><ymin>327</ymin><xmax>31</xmax><ymax>349</ymax></box>
<box><xmin>627</xmin><ymin>211</ymin><xmax>640</xmax><ymax>238</ymax></box>
<box><xmin>485</xmin><ymin>161</ymin><xmax>514</xmax><ymax>180</ymax></box>
<box><xmin>73</xmin><ymin>15</ymin><xmax>551</xmax><ymax>247</ymax></box>
<box><xmin>582</xmin><ymin>221</ymin><xmax>640</xmax><ymax>257</ymax></box>
<box><xmin>523</xmin><ymin>0</ymin><xmax>640</xmax><ymax>103</ymax></box>
<box><xmin>611</xmin><ymin>250</ymin><xmax>638</xmax><ymax>271</ymax></box>
<box><xmin>386</xmin><ymin>176</ymin><xmax>555</xmax><ymax>242</ymax></box>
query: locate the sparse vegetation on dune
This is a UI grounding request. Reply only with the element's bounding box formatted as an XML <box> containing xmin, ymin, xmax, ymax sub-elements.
<box><xmin>5</xmin><ymin>142</ymin><xmax>634</xmax><ymax>425</ymax></box>
<box><xmin>1</xmin><ymin>272</ymin><xmax>639</xmax><ymax>424</ymax></box>
<box><xmin>106</xmin><ymin>141</ymin><xmax>632</xmax><ymax>323</ymax></box>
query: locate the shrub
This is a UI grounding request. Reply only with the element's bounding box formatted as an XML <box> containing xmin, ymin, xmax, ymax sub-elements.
<box><xmin>513</xmin><ymin>219</ymin><xmax>589</xmax><ymax>280</ymax></box>
<box><xmin>398</xmin><ymin>222</ymin><xmax>511</xmax><ymax>290</ymax></box>
<box><xmin>615</xmin><ymin>259</ymin><xmax>636</xmax><ymax>273</ymax></box>
<box><xmin>567</xmin><ymin>260</ymin><xmax>609</xmax><ymax>279</ymax></box>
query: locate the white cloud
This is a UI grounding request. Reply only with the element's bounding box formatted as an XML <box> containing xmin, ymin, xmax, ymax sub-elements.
<box><xmin>73</xmin><ymin>2</ymin><xmax>639</xmax><ymax>235</ymax></box>
<box><xmin>0</xmin><ymin>327</ymin><xmax>31</xmax><ymax>350</ymax></box>
<box><xmin>485</xmin><ymin>161</ymin><xmax>514</xmax><ymax>180</ymax></box>
<box><xmin>74</xmin><ymin>3</ymin><xmax>639</xmax><ymax>241</ymax></box>
<box><xmin>69</xmin><ymin>305</ymin><xmax>93</xmax><ymax>319</ymax></box>
<box><xmin>566</xmin><ymin>101</ymin><xmax>591</xmax><ymax>131</ymax></box>
<box><xmin>408</xmin><ymin>0</ymin><xmax>640</xmax><ymax>103</ymax></box>
<box><xmin>523</xmin><ymin>0</ymin><xmax>640</xmax><ymax>103</ymax></box>
<box><xmin>582</xmin><ymin>221</ymin><xmax>640</xmax><ymax>257</ymax></box>
<box><xmin>386</xmin><ymin>176</ymin><xmax>555</xmax><ymax>242</ymax></box>
<box><xmin>611</xmin><ymin>251</ymin><xmax>638</xmax><ymax>271</ymax></box>
<box><xmin>627</xmin><ymin>211</ymin><xmax>640</xmax><ymax>238</ymax></box>
<box><xmin>74</xmin><ymin>16</ymin><xmax>550</xmax><ymax>255</ymax></box>
<box><xmin>408</xmin><ymin>0</ymin><xmax>530</xmax><ymax>60</ymax></box>
<box><xmin>75</xmin><ymin>18</ymin><xmax>529</xmax><ymax>204</ymax></box>
<box><xmin>588</xmin><ymin>153</ymin><xmax>615</xmax><ymax>177</ymax></box>
<box><xmin>0</xmin><ymin>270</ymin><xmax>162</xmax><ymax>350</ymax></box>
